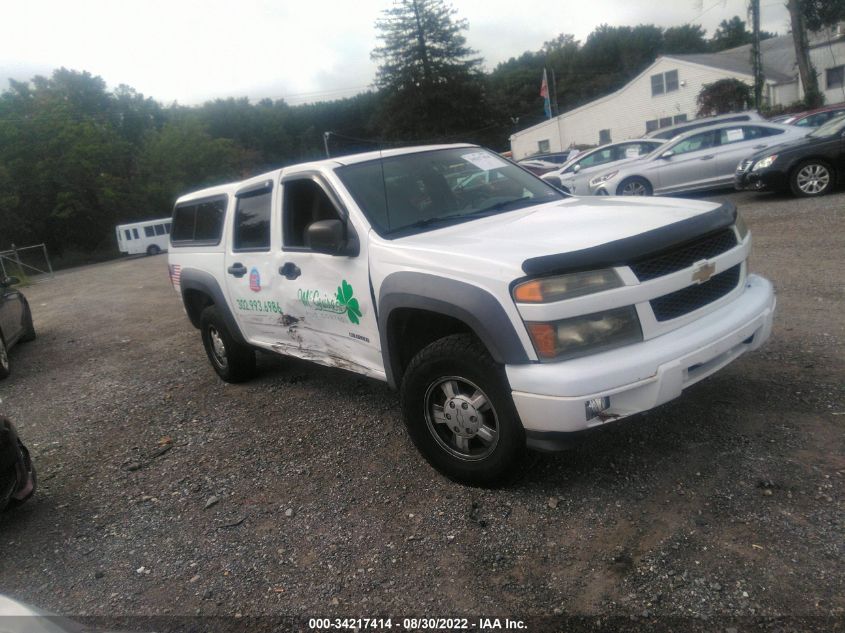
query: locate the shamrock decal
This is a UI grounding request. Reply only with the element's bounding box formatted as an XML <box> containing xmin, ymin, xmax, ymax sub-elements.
<box><xmin>336</xmin><ymin>279</ymin><xmax>363</xmax><ymax>325</ymax></box>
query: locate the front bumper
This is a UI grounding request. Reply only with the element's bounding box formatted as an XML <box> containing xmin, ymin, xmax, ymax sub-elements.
<box><xmin>506</xmin><ymin>274</ymin><xmax>775</xmax><ymax>449</ymax></box>
<box><xmin>735</xmin><ymin>168</ymin><xmax>787</xmax><ymax>191</ymax></box>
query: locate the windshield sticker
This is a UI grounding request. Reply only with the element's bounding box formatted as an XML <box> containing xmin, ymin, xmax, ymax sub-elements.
<box><xmin>725</xmin><ymin>128</ymin><xmax>744</xmax><ymax>142</ymax></box>
<box><xmin>461</xmin><ymin>151</ymin><xmax>508</xmax><ymax>172</ymax></box>
<box><xmin>249</xmin><ymin>267</ymin><xmax>261</xmax><ymax>292</ymax></box>
<box><xmin>625</xmin><ymin>147</ymin><xmax>640</xmax><ymax>158</ymax></box>
<box><xmin>297</xmin><ymin>280</ymin><xmax>363</xmax><ymax>325</ymax></box>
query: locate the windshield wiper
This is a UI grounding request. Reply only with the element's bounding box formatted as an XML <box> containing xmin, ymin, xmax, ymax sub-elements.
<box><xmin>384</xmin><ymin>213</ymin><xmax>469</xmax><ymax>235</ymax></box>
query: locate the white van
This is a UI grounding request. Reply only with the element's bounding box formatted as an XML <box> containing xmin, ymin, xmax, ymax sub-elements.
<box><xmin>115</xmin><ymin>218</ymin><xmax>172</xmax><ymax>256</ymax></box>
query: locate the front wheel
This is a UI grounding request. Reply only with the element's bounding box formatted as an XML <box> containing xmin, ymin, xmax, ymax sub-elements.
<box><xmin>790</xmin><ymin>160</ymin><xmax>834</xmax><ymax>197</ymax></box>
<box><xmin>199</xmin><ymin>305</ymin><xmax>256</xmax><ymax>383</ymax></box>
<box><xmin>618</xmin><ymin>176</ymin><xmax>653</xmax><ymax>196</ymax></box>
<box><xmin>0</xmin><ymin>334</ymin><xmax>9</xmax><ymax>380</ymax></box>
<box><xmin>146</xmin><ymin>244</ymin><xmax>161</xmax><ymax>256</ymax></box>
<box><xmin>400</xmin><ymin>334</ymin><xmax>525</xmax><ymax>486</ymax></box>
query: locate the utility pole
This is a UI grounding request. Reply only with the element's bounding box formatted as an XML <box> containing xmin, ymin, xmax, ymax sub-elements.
<box><xmin>323</xmin><ymin>131</ymin><xmax>331</xmax><ymax>158</ymax></box>
<box><xmin>750</xmin><ymin>0</ymin><xmax>763</xmax><ymax>110</ymax></box>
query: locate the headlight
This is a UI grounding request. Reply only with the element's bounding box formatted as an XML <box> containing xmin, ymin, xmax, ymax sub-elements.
<box><xmin>513</xmin><ymin>269</ymin><xmax>623</xmax><ymax>303</ymax></box>
<box><xmin>735</xmin><ymin>212</ymin><xmax>750</xmax><ymax>240</ymax></box>
<box><xmin>751</xmin><ymin>154</ymin><xmax>778</xmax><ymax>171</ymax></box>
<box><xmin>589</xmin><ymin>171</ymin><xmax>618</xmax><ymax>187</ymax></box>
<box><xmin>525</xmin><ymin>306</ymin><xmax>643</xmax><ymax>361</ymax></box>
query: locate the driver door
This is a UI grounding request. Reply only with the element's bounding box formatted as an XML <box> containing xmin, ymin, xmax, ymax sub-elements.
<box><xmin>653</xmin><ymin>130</ymin><xmax>719</xmax><ymax>193</ymax></box>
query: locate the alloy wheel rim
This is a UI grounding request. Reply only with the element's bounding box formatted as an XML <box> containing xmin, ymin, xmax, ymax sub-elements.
<box><xmin>424</xmin><ymin>376</ymin><xmax>499</xmax><ymax>461</ymax></box>
<box><xmin>208</xmin><ymin>327</ymin><xmax>227</xmax><ymax>367</ymax></box>
<box><xmin>622</xmin><ymin>181</ymin><xmax>647</xmax><ymax>195</ymax></box>
<box><xmin>797</xmin><ymin>164</ymin><xmax>830</xmax><ymax>195</ymax></box>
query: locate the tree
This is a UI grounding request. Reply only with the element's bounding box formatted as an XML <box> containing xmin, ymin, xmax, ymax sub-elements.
<box><xmin>696</xmin><ymin>78</ymin><xmax>752</xmax><ymax>116</ymax></box>
<box><xmin>710</xmin><ymin>16</ymin><xmax>775</xmax><ymax>52</ymax></box>
<box><xmin>371</xmin><ymin>0</ymin><xmax>491</xmax><ymax>141</ymax></box>
<box><xmin>662</xmin><ymin>24</ymin><xmax>709</xmax><ymax>54</ymax></box>
<box><xmin>788</xmin><ymin>0</ymin><xmax>845</xmax><ymax>108</ymax></box>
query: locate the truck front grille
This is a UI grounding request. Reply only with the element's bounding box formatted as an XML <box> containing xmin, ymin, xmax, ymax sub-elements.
<box><xmin>650</xmin><ymin>264</ymin><xmax>741</xmax><ymax>321</ymax></box>
<box><xmin>630</xmin><ymin>229</ymin><xmax>738</xmax><ymax>281</ymax></box>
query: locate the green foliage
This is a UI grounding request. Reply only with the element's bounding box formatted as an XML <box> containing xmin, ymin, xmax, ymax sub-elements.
<box><xmin>696</xmin><ymin>78</ymin><xmax>753</xmax><ymax>117</ymax></box>
<box><xmin>801</xmin><ymin>0</ymin><xmax>845</xmax><ymax>32</ymax></box>
<box><xmin>710</xmin><ymin>17</ymin><xmax>775</xmax><ymax>52</ymax></box>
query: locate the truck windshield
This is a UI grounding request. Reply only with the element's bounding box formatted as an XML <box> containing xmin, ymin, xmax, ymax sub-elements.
<box><xmin>335</xmin><ymin>147</ymin><xmax>564</xmax><ymax>237</ymax></box>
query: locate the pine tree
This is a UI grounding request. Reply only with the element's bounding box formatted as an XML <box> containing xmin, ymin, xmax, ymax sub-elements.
<box><xmin>371</xmin><ymin>0</ymin><xmax>491</xmax><ymax>142</ymax></box>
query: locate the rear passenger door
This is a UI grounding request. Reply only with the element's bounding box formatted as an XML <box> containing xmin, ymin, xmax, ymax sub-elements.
<box><xmin>712</xmin><ymin>125</ymin><xmax>782</xmax><ymax>182</ymax></box>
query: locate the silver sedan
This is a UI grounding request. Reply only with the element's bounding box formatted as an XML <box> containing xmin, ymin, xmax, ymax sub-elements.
<box><xmin>589</xmin><ymin>121</ymin><xmax>808</xmax><ymax>196</ymax></box>
<box><xmin>541</xmin><ymin>139</ymin><xmax>664</xmax><ymax>195</ymax></box>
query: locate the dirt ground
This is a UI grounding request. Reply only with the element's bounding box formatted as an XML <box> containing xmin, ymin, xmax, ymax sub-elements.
<box><xmin>0</xmin><ymin>189</ymin><xmax>842</xmax><ymax>632</ymax></box>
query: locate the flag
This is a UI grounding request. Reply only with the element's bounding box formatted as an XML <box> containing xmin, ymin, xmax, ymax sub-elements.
<box><xmin>540</xmin><ymin>68</ymin><xmax>551</xmax><ymax>119</ymax></box>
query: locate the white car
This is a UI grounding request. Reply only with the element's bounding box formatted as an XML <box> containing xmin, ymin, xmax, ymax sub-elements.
<box><xmin>169</xmin><ymin>144</ymin><xmax>775</xmax><ymax>485</ymax></box>
<box><xmin>590</xmin><ymin>121</ymin><xmax>807</xmax><ymax>196</ymax></box>
<box><xmin>542</xmin><ymin>139</ymin><xmax>664</xmax><ymax>195</ymax></box>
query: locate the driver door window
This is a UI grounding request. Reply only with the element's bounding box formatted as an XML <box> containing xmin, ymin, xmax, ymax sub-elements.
<box><xmin>283</xmin><ymin>179</ymin><xmax>343</xmax><ymax>249</ymax></box>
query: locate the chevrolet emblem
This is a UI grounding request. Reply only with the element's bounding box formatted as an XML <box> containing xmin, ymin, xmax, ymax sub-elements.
<box><xmin>692</xmin><ymin>261</ymin><xmax>716</xmax><ymax>284</ymax></box>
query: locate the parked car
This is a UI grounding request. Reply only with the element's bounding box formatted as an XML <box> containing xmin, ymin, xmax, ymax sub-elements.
<box><xmin>590</xmin><ymin>121</ymin><xmax>807</xmax><ymax>196</ymax></box>
<box><xmin>0</xmin><ymin>277</ymin><xmax>35</xmax><ymax>380</ymax></box>
<box><xmin>644</xmin><ymin>111</ymin><xmax>763</xmax><ymax>140</ymax></box>
<box><xmin>1</xmin><ymin>416</ymin><xmax>36</xmax><ymax>512</ymax></box>
<box><xmin>735</xmin><ymin>113</ymin><xmax>845</xmax><ymax>197</ymax></box>
<box><xmin>516</xmin><ymin>158</ymin><xmax>561</xmax><ymax>175</ymax></box>
<box><xmin>783</xmin><ymin>102</ymin><xmax>845</xmax><ymax>128</ymax></box>
<box><xmin>169</xmin><ymin>143</ymin><xmax>774</xmax><ymax>485</ymax></box>
<box><xmin>542</xmin><ymin>139</ymin><xmax>665</xmax><ymax>194</ymax></box>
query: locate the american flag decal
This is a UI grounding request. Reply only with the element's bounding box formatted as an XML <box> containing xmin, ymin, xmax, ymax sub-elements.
<box><xmin>169</xmin><ymin>264</ymin><xmax>182</xmax><ymax>290</ymax></box>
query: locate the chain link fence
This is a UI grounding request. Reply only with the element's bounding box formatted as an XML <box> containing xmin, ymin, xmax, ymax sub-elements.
<box><xmin>0</xmin><ymin>244</ymin><xmax>54</xmax><ymax>283</ymax></box>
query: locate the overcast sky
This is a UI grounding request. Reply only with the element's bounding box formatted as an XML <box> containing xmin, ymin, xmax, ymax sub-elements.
<box><xmin>0</xmin><ymin>0</ymin><xmax>791</xmax><ymax>106</ymax></box>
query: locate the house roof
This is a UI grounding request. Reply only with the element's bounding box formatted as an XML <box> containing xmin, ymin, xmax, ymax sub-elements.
<box><xmin>667</xmin><ymin>35</ymin><xmax>797</xmax><ymax>84</ymax></box>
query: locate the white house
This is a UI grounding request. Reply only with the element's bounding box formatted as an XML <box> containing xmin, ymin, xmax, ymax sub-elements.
<box><xmin>511</xmin><ymin>26</ymin><xmax>845</xmax><ymax>159</ymax></box>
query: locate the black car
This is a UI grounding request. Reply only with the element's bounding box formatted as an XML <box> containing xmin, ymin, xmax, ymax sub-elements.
<box><xmin>0</xmin><ymin>276</ymin><xmax>36</xmax><ymax>379</ymax></box>
<box><xmin>735</xmin><ymin>114</ymin><xmax>845</xmax><ymax>197</ymax></box>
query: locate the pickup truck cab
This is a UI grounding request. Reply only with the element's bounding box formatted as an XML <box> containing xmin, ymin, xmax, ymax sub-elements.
<box><xmin>168</xmin><ymin>144</ymin><xmax>775</xmax><ymax>485</ymax></box>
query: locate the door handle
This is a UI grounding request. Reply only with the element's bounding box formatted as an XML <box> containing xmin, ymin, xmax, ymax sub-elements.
<box><xmin>700</xmin><ymin>155</ymin><xmax>714</xmax><ymax>160</ymax></box>
<box><xmin>227</xmin><ymin>263</ymin><xmax>247</xmax><ymax>278</ymax></box>
<box><xmin>279</xmin><ymin>262</ymin><xmax>301</xmax><ymax>280</ymax></box>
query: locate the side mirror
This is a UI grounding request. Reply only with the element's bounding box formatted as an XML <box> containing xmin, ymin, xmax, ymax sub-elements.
<box><xmin>1</xmin><ymin>276</ymin><xmax>20</xmax><ymax>288</ymax></box>
<box><xmin>660</xmin><ymin>150</ymin><xmax>675</xmax><ymax>160</ymax></box>
<box><xmin>305</xmin><ymin>219</ymin><xmax>358</xmax><ymax>256</ymax></box>
<box><xmin>572</xmin><ymin>164</ymin><xmax>581</xmax><ymax>174</ymax></box>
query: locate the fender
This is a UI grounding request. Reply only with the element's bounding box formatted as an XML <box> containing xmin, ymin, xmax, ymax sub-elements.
<box><xmin>179</xmin><ymin>268</ymin><xmax>249</xmax><ymax>346</ymax></box>
<box><xmin>378</xmin><ymin>272</ymin><xmax>530</xmax><ymax>388</ymax></box>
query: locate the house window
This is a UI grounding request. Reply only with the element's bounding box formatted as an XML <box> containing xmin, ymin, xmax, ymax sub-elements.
<box><xmin>673</xmin><ymin>114</ymin><xmax>688</xmax><ymax>124</ymax></box>
<box><xmin>651</xmin><ymin>74</ymin><xmax>664</xmax><ymax>96</ymax></box>
<box><xmin>538</xmin><ymin>139</ymin><xmax>550</xmax><ymax>153</ymax></box>
<box><xmin>645</xmin><ymin>119</ymin><xmax>659</xmax><ymax>133</ymax></box>
<box><xmin>599</xmin><ymin>129</ymin><xmax>611</xmax><ymax>144</ymax></box>
<box><xmin>659</xmin><ymin>117</ymin><xmax>673</xmax><ymax>128</ymax></box>
<box><xmin>652</xmin><ymin>70</ymin><xmax>679</xmax><ymax>96</ymax></box>
<box><xmin>665</xmin><ymin>70</ymin><xmax>679</xmax><ymax>92</ymax></box>
<box><xmin>827</xmin><ymin>65</ymin><xmax>844</xmax><ymax>90</ymax></box>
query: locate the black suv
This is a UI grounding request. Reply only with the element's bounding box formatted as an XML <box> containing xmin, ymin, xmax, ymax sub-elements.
<box><xmin>0</xmin><ymin>277</ymin><xmax>36</xmax><ymax>379</ymax></box>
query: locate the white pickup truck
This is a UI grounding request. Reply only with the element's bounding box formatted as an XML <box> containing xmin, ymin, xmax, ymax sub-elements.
<box><xmin>168</xmin><ymin>144</ymin><xmax>775</xmax><ymax>485</ymax></box>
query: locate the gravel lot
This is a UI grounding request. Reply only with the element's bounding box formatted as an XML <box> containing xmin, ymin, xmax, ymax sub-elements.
<box><xmin>0</xmin><ymin>189</ymin><xmax>842</xmax><ymax>631</ymax></box>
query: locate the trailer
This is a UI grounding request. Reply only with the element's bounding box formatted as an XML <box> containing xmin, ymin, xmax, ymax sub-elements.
<box><xmin>115</xmin><ymin>218</ymin><xmax>172</xmax><ymax>256</ymax></box>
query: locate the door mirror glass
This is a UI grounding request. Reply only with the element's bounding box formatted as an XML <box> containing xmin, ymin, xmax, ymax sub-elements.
<box><xmin>660</xmin><ymin>150</ymin><xmax>674</xmax><ymax>159</ymax></box>
<box><xmin>306</xmin><ymin>219</ymin><xmax>347</xmax><ymax>255</ymax></box>
<box><xmin>572</xmin><ymin>164</ymin><xmax>581</xmax><ymax>173</ymax></box>
<box><xmin>1</xmin><ymin>276</ymin><xmax>20</xmax><ymax>287</ymax></box>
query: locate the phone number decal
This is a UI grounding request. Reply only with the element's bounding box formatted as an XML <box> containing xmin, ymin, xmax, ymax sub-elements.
<box><xmin>236</xmin><ymin>298</ymin><xmax>283</xmax><ymax>314</ymax></box>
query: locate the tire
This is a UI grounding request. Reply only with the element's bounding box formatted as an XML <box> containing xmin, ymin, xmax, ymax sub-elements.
<box><xmin>400</xmin><ymin>334</ymin><xmax>526</xmax><ymax>486</ymax></box>
<box><xmin>6</xmin><ymin>444</ymin><xmax>36</xmax><ymax>510</ymax></box>
<box><xmin>20</xmin><ymin>301</ymin><xmax>35</xmax><ymax>343</ymax></box>
<box><xmin>790</xmin><ymin>160</ymin><xmax>834</xmax><ymax>197</ymax></box>
<box><xmin>146</xmin><ymin>244</ymin><xmax>161</xmax><ymax>256</ymax></box>
<box><xmin>199</xmin><ymin>305</ymin><xmax>256</xmax><ymax>383</ymax></box>
<box><xmin>0</xmin><ymin>333</ymin><xmax>9</xmax><ymax>380</ymax></box>
<box><xmin>618</xmin><ymin>176</ymin><xmax>653</xmax><ymax>196</ymax></box>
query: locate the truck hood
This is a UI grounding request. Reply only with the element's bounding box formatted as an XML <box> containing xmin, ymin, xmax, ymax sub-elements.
<box><xmin>379</xmin><ymin>195</ymin><xmax>729</xmax><ymax>277</ymax></box>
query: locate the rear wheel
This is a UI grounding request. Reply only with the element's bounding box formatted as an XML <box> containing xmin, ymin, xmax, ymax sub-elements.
<box><xmin>618</xmin><ymin>176</ymin><xmax>652</xmax><ymax>196</ymax></box>
<box><xmin>199</xmin><ymin>305</ymin><xmax>256</xmax><ymax>383</ymax></box>
<box><xmin>400</xmin><ymin>334</ymin><xmax>525</xmax><ymax>486</ymax></box>
<box><xmin>146</xmin><ymin>244</ymin><xmax>161</xmax><ymax>256</ymax></box>
<box><xmin>790</xmin><ymin>160</ymin><xmax>834</xmax><ymax>197</ymax></box>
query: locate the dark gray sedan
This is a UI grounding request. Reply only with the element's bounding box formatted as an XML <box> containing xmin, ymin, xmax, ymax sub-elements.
<box><xmin>0</xmin><ymin>277</ymin><xmax>35</xmax><ymax>379</ymax></box>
